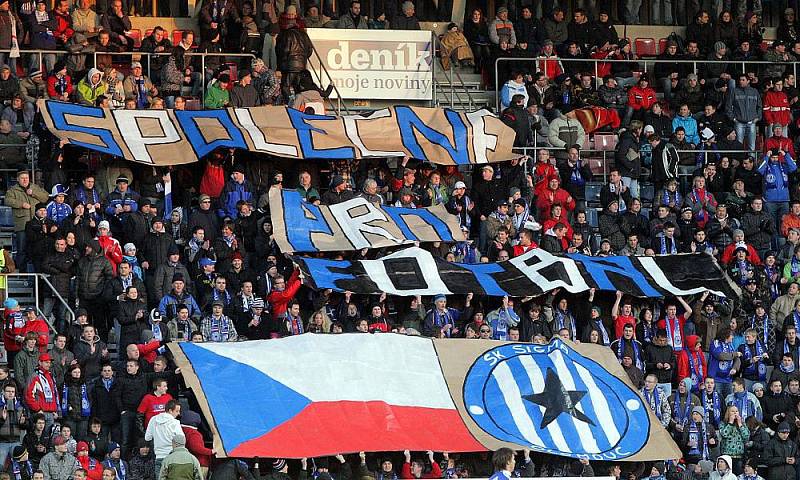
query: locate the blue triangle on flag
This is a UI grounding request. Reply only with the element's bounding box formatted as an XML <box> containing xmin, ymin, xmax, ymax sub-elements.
<box><xmin>181</xmin><ymin>343</ymin><xmax>312</xmax><ymax>453</ymax></box>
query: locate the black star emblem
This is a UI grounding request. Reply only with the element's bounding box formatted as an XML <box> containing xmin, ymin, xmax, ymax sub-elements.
<box><xmin>522</xmin><ymin>368</ymin><xmax>595</xmax><ymax>429</ymax></box>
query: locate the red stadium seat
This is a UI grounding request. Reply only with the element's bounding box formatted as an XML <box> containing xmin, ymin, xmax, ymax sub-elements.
<box><xmin>145</xmin><ymin>28</ymin><xmax>154</xmax><ymax>38</ymax></box>
<box><xmin>593</xmin><ymin>133</ymin><xmax>618</xmax><ymax>151</ymax></box>
<box><xmin>658</xmin><ymin>38</ymin><xmax>668</xmax><ymax>53</ymax></box>
<box><xmin>635</xmin><ymin>38</ymin><xmax>657</xmax><ymax>56</ymax></box>
<box><xmin>760</xmin><ymin>40</ymin><xmax>772</xmax><ymax>51</ymax></box>
<box><xmin>172</xmin><ymin>30</ymin><xmax>184</xmax><ymax>46</ymax></box>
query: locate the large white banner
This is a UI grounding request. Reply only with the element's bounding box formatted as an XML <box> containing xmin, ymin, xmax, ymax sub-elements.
<box><xmin>307</xmin><ymin>29</ymin><xmax>434</xmax><ymax>100</ymax></box>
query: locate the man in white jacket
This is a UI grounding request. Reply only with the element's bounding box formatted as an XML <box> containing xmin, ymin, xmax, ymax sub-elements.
<box><xmin>145</xmin><ymin>400</ymin><xmax>182</xmax><ymax>478</ymax></box>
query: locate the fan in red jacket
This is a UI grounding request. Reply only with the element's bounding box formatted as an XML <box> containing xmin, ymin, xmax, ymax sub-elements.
<box><xmin>76</xmin><ymin>442</ymin><xmax>103</xmax><ymax>480</ymax></box>
<box><xmin>22</xmin><ymin>308</ymin><xmax>49</xmax><ymax>353</ymax></box>
<box><xmin>532</xmin><ymin>150</ymin><xmax>559</xmax><ymax>197</ymax></box>
<box><xmin>627</xmin><ymin>77</ymin><xmax>657</xmax><ymax>115</ymax></box>
<box><xmin>267</xmin><ymin>268</ymin><xmax>302</xmax><ymax>320</ymax></box>
<box><xmin>400</xmin><ymin>450</ymin><xmax>442</xmax><ymax>479</ymax></box>
<box><xmin>764</xmin><ymin>126</ymin><xmax>796</xmax><ymax>158</ymax></box>
<box><xmin>46</xmin><ymin>62</ymin><xmax>73</xmax><ymax>102</ymax></box>
<box><xmin>534</xmin><ymin>175</ymin><xmax>576</xmax><ymax>221</ymax></box>
<box><xmin>24</xmin><ymin>353</ymin><xmax>59</xmax><ymax>414</ymax></box>
<box><xmin>763</xmin><ymin>84</ymin><xmax>791</xmax><ymax>133</ymax></box>
<box><xmin>3</xmin><ymin>298</ymin><xmax>26</xmax><ymax>362</ymax></box>
<box><xmin>180</xmin><ymin>410</ymin><xmax>214</xmax><ymax>468</ymax></box>
<box><xmin>677</xmin><ymin>335</ymin><xmax>708</xmax><ymax>394</ymax></box>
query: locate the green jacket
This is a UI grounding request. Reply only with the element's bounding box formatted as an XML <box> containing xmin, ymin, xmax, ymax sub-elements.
<box><xmin>13</xmin><ymin>346</ymin><xmax>40</xmax><ymax>388</ymax></box>
<box><xmin>4</xmin><ymin>182</ymin><xmax>49</xmax><ymax>231</ymax></box>
<box><xmin>76</xmin><ymin>73</ymin><xmax>108</xmax><ymax>106</ymax></box>
<box><xmin>719</xmin><ymin>422</ymin><xmax>750</xmax><ymax>457</ymax></box>
<box><xmin>160</xmin><ymin>447</ymin><xmax>202</xmax><ymax>480</ymax></box>
<box><xmin>204</xmin><ymin>83</ymin><xmax>230</xmax><ymax>109</ymax></box>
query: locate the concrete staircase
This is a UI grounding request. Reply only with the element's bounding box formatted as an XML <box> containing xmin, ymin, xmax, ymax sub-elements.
<box><xmin>433</xmin><ymin>64</ymin><xmax>496</xmax><ymax>112</ymax></box>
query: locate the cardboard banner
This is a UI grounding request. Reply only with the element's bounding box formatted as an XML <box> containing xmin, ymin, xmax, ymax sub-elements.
<box><xmin>38</xmin><ymin>101</ymin><xmax>516</xmax><ymax>166</ymax></box>
<box><xmin>170</xmin><ymin>335</ymin><xmax>681</xmax><ymax>461</ymax></box>
<box><xmin>293</xmin><ymin>247</ymin><xmax>740</xmax><ymax>298</ymax></box>
<box><xmin>270</xmin><ymin>188</ymin><xmax>465</xmax><ymax>252</ymax></box>
<box><xmin>306</xmin><ymin>29</ymin><xmax>434</xmax><ymax>100</ymax></box>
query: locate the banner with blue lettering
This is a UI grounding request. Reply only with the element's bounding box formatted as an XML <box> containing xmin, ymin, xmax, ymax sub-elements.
<box><xmin>293</xmin><ymin>247</ymin><xmax>740</xmax><ymax>298</ymax></box>
<box><xmin>37</xmin><ymin>100</ymin><xmax>517</xmax><ymax>166</ymax></box>
<box><xmin>270</xmin><ymin>188</ymin><xmax>465</xmax><ymax>252</ymax></box>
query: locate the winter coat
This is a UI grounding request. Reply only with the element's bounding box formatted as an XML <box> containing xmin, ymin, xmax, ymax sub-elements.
<box><xmin>76</xmin><ymin>241</ymin><xmax>114</xmax><ymax>300</ymax></box>
<box><xmin>741</xmin><ymin>210</ymin><xmax>776</xmax><ymax>251</ymax></box>
<box><xmin>765</xmin><ymin>435</ymin><xmax>799</xmax><ymax>480</ymax></box>
<box><xmin>159</xmin><ymin>446</ymin><xmax>202</xmax><ymax>480</ymax></box>
<box><xmin>4</xmin><ymin>183</ymin><xmax>50</xmax><ymax>232</ymax></box>
<box><xmin>76</xmin><ymin>68</ymin><xmax>107</xmax><ymax>105</ymax></box>
<box><xmin>89</xmin><ymin>376</ymin><xmax>119</xmax><ymax>424</ymax></box>
<box><xmin>144</xmin><ymin>412</ymin><xmax>183</xmax><ymax>459</ymax></box>
<box><xmin>759</xmin><ymin>154</ymin><xmax>798</xmax><ymax>203</ymax></box>
<box><xmin>727</xmin><ymin>79</ymin><xmax>763</xmax><ymax>123</ymax></box>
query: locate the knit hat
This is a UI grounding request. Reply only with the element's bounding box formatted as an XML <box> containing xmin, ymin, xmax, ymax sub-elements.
<box><xmin>691</xmin><ymin>406</ymin><xmax>705</xmax><ymax>417</ymax></box>
<box><xmin>199</xmin><ymin>257</ymin><xmax>216</xmax><ymax>267</ymax></box>
<box><xmin>680</xmin><ymin>377</ymin><xmax>692</xmax><ymax>392</ymax></box>
<box><xmin>107</xmin><ymin>442</ymin><xmax>121</xmax><ymax>454</ymax></box>
<box><xmin>172</xmin><ymin>273</ymin><xmax>185</xmax><ymax>283</ymax></box>
<box><xmin>714</xmin><ymin>41</ymin><xmax>727</xmax><ymax>53</ymax></box>
<box><xmin>172</xmin><ymin>433</ymin><xmax>186</xmax><ymax>446</ymax></box>
<box><xmin>116</xmin><ymin>175</ymin><xmax>129</xmax><ymax>184</ymax></box>
<box><xmin>752</xmin><ymin>382</ymin><xmax>765</xmax><ymax>392</ymax></box>
<box><xmin>98</xmin><ymin>220</ymin><xmax>110</xmax><ymax>230</ymax></box>
<box><xmin>12</xmin><ymin>446</ymin><xmax>26</xmax><ymax>460</ymax></box>
<box><xmin>698</xmin><ymin>461</ymin><xmax>714</xmax><ymax>474</ymax></box>
<box><xmin>778</xmin><ymin>421</ymin><xmax>791</xmax><ymax>432</ymax></box>
<box><xmin>77</xmin><ymin>441</ymin><xmax>89</xmax><ymax>452</ymax></box>
<box><xmin>433</xmin><ymin>294</ymin><xmax>446</xmax><ymax>303</ymax></box>
<box><xmin>180</xmin><ymin>409</ymin><xmax>201</xmax><ymax>428</ymax></box>
<box><xmin>3</xmin><ymin>298</ymin><xmax>18</xmax><ymax>309</ymax></box>
<box><xmin>123</xmin><ymin>243</ymin><xmax>136</xmax><ymax>253</ymax></box>
<box><xmin>330</xmin><ymin>175</ymin><xmax>345</xmax><ymax>188</ymax></box>
<box><xmin>35</xmin><ymin>202</ymin><xmax>48</xmax><ymax>212</ymax></box>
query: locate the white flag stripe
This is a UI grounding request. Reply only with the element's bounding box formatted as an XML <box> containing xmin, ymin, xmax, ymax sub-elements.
<box><xmin>518</xmin><ymin>355</ymin><xmax>570</xmax><ymax>453</ymax></box>
<box><xmin>550</xmin><ymin>350</ymin><xmax>601</xmax><ymax>454</ymax></box>
<box><xmin>574</xmin><ymin>361</ymin><xmax>622</xmax><ymax>446</ymax></box>
<box><xmin>492</xmin><ymin>361</ymin><xmax>544</xmax><ymax>447</ymax></box>
<box><xmin>194</xmin><ymin>335</ymin><xmax>455</xmax><ymax>408</ymax></box>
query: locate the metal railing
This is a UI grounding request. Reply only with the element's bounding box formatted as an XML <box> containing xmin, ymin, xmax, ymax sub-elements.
<box><xmin>431</xmin><ymin>34</ymin><xmax>476</xmax><ymax>110</ymax></box>
<box><xmin>0</xmin><ymin>49</ymin><xmax>258</xmax><ymax>108</ymax></box>
<box><xmin>495</xmin><ymin>56</ymin><xmax>799</xmax><ymax>112</ymax></box>
<box><xmin>308</xmin><ymin>45</ymin><xmax>350</xmax><ymax>115</ymax></box>
<box><xmin>5</xmin><ymin>273</ymin><xmax>73</xmax><ymax>335</ymax></box>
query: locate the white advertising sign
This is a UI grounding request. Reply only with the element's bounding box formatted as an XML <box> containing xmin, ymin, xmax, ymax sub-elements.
<box><xmin>307</xmin><ymin>28</ymin><xmax>434</xmax><ymax>100</ymax></box>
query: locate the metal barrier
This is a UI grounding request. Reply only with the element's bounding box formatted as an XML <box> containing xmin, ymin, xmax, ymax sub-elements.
<box><xmin>308</xmin><ymin>45</ymin><xmax>350</xmax><ymax>115</ymax></box>
<box><xmin>5</xmin><ymin>273</ymin><xmax>73</xmax><ymax>335</ymax></box>
<box><xmin>494</xmin><ymin>56</ymin><xmax>798</xmax><ymax>112</ymax></box>
<box><xmin>431</xmin><ymin>33</ymin><xmax>476</xmax><ymax>111</ymax></box>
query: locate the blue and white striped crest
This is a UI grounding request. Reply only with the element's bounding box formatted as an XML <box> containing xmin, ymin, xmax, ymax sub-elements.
<box><xmin>463</xmin><ymin>339</ymin><xmax>650</xmax><ymax>460</ymax></box>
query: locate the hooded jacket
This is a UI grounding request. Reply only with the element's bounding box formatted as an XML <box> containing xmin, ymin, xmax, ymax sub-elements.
<box><xmin>76</xmin><ymin>68</ymin><xmax>107</xmax><ymax>105</ymax></box>
<box><xmin>76</xmin><ymin>239</ymin><xmax>114</xmax><ymax>300</ymax></box>
<box><xmin>144</xmin><ymin>412</ymin><xmax>182</xmax><ymax>459</ymax></box>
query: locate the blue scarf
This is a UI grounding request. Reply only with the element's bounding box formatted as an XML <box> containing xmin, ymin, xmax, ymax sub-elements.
<box><xmin>209</xmin><ymin>315</ymin><xmax>230</xmax><ymax>342</ymax></box>
<box><xmin>643</xmin><ymin>387</ymin><xmax>664</xmax><ymax>419</ymax></box>
<box><xmin>616</xmin><ymin>337</ymin><xmax>644</xmax><ymax>370</ymax></box>
<box><xmin>286</xmin><ymin>312</ymin><xmax>303</xmax><ymax>335</ymax></box>
<box><xmin>686</xmin><ymin>420</ymin><xmax>709</xmax><ymax>460</ymax></box>
<box><xmin>429</xmin><ymin>308</ymin><xmax>455</xmax><ymax>338</ymax></box>
<box><xmin>61</xmin><ymin>382</ymin><xmax>90</xmax><ymax>417</ymax></box>
<box><xmin>665</xmin><ymin>315</ymin><xmax>683</xmax><ymax>350</ymax></box>
<box><xmin>555</xmin><ymin>307</ymin><xmax>576</xmax><ymax>340</ymax></box>
<box><xmin>672</xmin><ymin>391</ymin><xmax>692</xmax><ymax>426</ymax></box>
<box><xmin>103</xmin><ymin>459</ymin><xmax>126</xmax><ymax>480</ymax></box>
<box><xmin>742</xmin><ymin>341</ymin><xmax>768</xmax><ymax>380</ymax></box>
<box><xmin>570</xmin><ymin>161</ymin><xmax>586</xmax><ymax>187</ymax></box>
<box><xmin>731</xmin><ymin>391</ymin><xmax>753</xmax><ymax>419</ymax></box>
<box><xmin>751</xmin><ymin>314</ymin><xmax>771</xmax><ymax>348</ymax></box>
<box><xmin>591</xmin><ymin>318</ymin><xmax>610</xmax><ymax>345</ymax></box>
<box><xmin>11</xmin><ymin>459</ymin><xmax>32</xmax><ymax>480</ymax></box>
<box><xmin>660</xmin><ymin>234</ymin><xmax>677</xmax><ymax>254</ymax></box>
<box><xmin>687</xmin><ymin>348</ymin><xmax>704</xmax><ymax>392</ymax></box>
<box><xmin>701</xmin><ymin>390</ymin><xmax>721</xmax><ymax>426</ymax></box>
<box><xmin>765</xmin><ymin>264</ymin><xmax>781</xmax><ymax>299</ymax></box>
<box><xmin>134</xmin><ymin>77</ymin><xmax>147</xmax><ymax>109</ymax></box>
<box><xmin>661</xmin><ymin>189</ymin><xmax>682</xmax><ymax>208</ymax></box>
<box><xmin>792</xmin><ymin>256</ymin><xmax>800</xmax><ymax>279</ymax></box>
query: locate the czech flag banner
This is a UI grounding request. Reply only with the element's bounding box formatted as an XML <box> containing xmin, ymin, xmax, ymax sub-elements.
<box><xmin>170</xmin><ymin>335</ymin><xmax>680</xmax><ymax>461</ymax></box>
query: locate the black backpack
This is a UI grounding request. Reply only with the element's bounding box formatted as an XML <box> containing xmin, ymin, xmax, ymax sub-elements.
<box><xmin>666</xmin><ymin>31</ymin><xmax>686</xmax><ymax>54</ymax></box>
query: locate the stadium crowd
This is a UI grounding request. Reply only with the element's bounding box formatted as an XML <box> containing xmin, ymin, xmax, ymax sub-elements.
<box><xmin>9</xmin><ymin>0</ymin><xmax>800</xmax><ymax>478</ymax></box>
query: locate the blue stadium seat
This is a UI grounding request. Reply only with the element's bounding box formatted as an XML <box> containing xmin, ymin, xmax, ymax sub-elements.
<box><xmin>640</xmin><ymin>183</ymin><xmax>655</xmax><ymax>206</ymax></box>
<box><xmin>586</xmin><ymin>208</ymin><xmax>599</xmax><ymax>228</ymax></box>
<box><xmin>585</xmin><ymin>182</ymin><xmax>603</xmax><ymax>207</ymax></box>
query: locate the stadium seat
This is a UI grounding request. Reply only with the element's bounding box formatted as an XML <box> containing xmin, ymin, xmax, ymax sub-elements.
<box><xmin>594</xmin><ymin>133</ymin><xmax>618</xmax><ymax>151</ymax></box>
<box><xmin>586</xmin><ymin>208</ymin><xmax>600</xmax><ymax>228</ymax></box>
<box><xmin>634</xmin><ymin>38</ymin><xmax>657</xmax><ymax>57</ymax></box>
<box><xmin>585</xmin><ymin>182</ymin><xmax>603</xmax><ymax>207</ymax></box>
<box><xmin>641</xmin><ymin>207</ymin><xmax>651</xmax><ymax>220</ymax></box>
<box><xmin>640</xmin><ymin>183</ymin><xmax>655</xmax><ymax>206</ymax></box>
<box><xmin>658</xmin><ymin>38</ymin><xmax>668</xmax><ymax>54</ymax></box>
<box><xmin>145</xmin><ymin>29</ymin><xmax>154</xmax><ymax>38</ymax></box>
<box><xmin>129</xmin><ymin>29</ymin><xmax>142</xmax><ymax>48</ymax></box>
<box><xmin>173</xmin><ymin>29</ymin><xmax>190</xmax><ymax>46</ymax></box>
<box><xmin>760</xmin><ymin>40</ymin><xmax>772</xmax><ymax>51</ymax></box>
